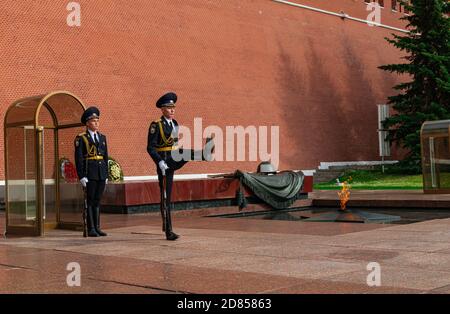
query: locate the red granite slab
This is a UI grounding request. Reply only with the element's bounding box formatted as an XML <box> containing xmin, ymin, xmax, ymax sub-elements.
<box><xmin>102</xmin><ymin>176</ymin><xmax>313</xmax><ymax>206</ymax></box>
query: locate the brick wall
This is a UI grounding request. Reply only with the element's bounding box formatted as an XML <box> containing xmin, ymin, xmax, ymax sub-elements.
<box><xmin>0</xmin><ymin>0</ymin><xmax>408</xmax><ymax>179</ymax></box>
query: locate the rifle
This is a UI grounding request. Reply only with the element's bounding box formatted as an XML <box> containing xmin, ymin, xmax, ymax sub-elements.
<box><xmin>82</xmin><ymin>187</ymin><xmax>88</xmax><ymax>237</ymax></box>
<box><xmin>82</xmin><ymin>133</ymin><xmax>90</xmax><ymax>238</ymax></box>
<box><xmin>161</xmin><ymin>174</ymin><xmax>168</xmax><ymax>233</ymax></box>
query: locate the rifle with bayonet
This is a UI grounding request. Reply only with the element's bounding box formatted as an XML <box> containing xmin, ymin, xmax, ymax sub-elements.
<box><xmin>161</xmin><ymin>174</ymin><xmax>168</xmax><ymax>232</ymax></box>
<box><xmin>82</xmin><ymin>187</ymin><xmax>88</xmax><ymax>237</ymax></box>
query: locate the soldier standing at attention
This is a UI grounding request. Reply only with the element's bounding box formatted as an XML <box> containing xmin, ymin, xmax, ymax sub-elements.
<box><xmin>75</xmin><ymin>106</ymin><xmax>109</xmax><ymax>237</ymax></box>
<box><xmin>147</xmin><ymin>92</ymin><xmax>214</xmax><ymax>241</ymax></box>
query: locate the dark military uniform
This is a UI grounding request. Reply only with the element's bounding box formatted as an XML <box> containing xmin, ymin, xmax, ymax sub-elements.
<box><xmin>74</xmin><ymin>107</ymin><xmax>109</xmax><ymax>237</ymax></box>
<box><xmin>147</xmin><ymin>118</ymin><xmax>190</xmax><ymax>241</ymax></box>
<box><xmin>147</xmin><ymin>116</ymin><xmax>190</xmax><ymax>170</ymax></box>
<box><xmin>147</xmin><ymin>92</ymin><xmax>212</xmax><ymax>241</ymax></box>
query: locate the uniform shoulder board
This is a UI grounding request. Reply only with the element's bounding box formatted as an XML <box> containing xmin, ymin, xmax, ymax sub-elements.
<box><xmin>150</xmin><ymin>120</ymin><xmax>162</xmax><ymax>127</ymax></box>
<box><xmin>75</xmin><ymin>132</ymin><xmax>86</xmax><ymax>147</ymax></box>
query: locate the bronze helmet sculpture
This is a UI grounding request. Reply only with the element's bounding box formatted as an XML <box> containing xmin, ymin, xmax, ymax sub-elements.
<box><xmin>257</xmin><ymin>161</ymin><xmax>277</xmax><ymax>175</ymax></box>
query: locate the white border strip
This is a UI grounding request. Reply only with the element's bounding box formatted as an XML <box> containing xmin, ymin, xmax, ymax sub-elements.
<box><xmin>125</xmin><ymin>170</ymin><xmax>315</xmax><ymax>181</ymax></box>
<box><xmin>0</xmin><ymin>171</ymin><xmax>316</xmax><ymax>186</ymax></box>
<box><xmin>319</xmin><ymin>160</ymin><xmax>398</xmax><ymax>170</ymax></box>
<box><xmin>272</xmin><ymin>0</ymin><xmax>409</xmax><ymax>33</ymax></box>
<box><xmin>0</xmin><ymin>179</ymin><xmax>56</xmax><ymax>185</ymax></box>
<box><xmin>123</xmin><ymin>173</ymin><xmax>224</xmax><ymax>181</ymax></box>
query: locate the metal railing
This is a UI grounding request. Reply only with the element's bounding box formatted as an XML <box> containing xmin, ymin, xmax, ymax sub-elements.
<box><xmin>272</xmin><ymin>0</ymin><xmax>409</xmax><ymax>33</ymax></box>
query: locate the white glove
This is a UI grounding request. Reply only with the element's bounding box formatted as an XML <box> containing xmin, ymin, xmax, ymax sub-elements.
<box><xmin>80</xmin><ymin>177</ymin><xmax>88</xmax><ymax>188</ymax></box>
<box><xmin>105</xmin><ymin>178</ymin><xmax>108</xmax><ymax>185</ymax></box>
<box><xmin>158</xmin><ymin>160</ymin><xmax>169</xmax><ymax>176</ymax></box>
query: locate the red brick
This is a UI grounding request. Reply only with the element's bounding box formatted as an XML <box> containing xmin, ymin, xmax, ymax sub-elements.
<box><xmin>0</xmin><ymin>0</ymin><xmax>408</xmax><ymax>179</ymax></box>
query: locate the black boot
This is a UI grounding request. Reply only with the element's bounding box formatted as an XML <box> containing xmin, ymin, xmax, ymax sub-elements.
<box><xmin>87</xmin><ymin>206</ymin><xmax>99</xmax><ymax>237</ymax></box>
<box><xmin>94</xmin><ymin>207</ymin><xmax>107</xmax><ymax>236</ymax></box>
<box><xmin>165</xmin><ymin>206</ymin><xmax>179</xmax><ymax>241</ymax></box>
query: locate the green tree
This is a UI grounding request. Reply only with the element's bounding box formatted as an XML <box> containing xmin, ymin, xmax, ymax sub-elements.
<box><xmin>379</xmin><ymin>0</ymin><xmax>450</xmax><ymax>173</ymax></box>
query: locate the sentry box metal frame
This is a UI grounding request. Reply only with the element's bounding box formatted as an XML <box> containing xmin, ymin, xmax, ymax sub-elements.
<box><xmin>421</xmin><ymin>119</ymin><xmax>450</xmax><ymax>194</ymax></box>
<box><xmin>4</xmin><ymin>91</ymin><xmax>86</xmax><ymax>236</ymax></box>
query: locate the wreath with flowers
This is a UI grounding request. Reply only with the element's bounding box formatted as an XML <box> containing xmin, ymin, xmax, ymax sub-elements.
<box><xmin>59</xmin><ymin>157</ymin><xmax>123</xmax><ymax>183</ymax></box>
<box><xmin>59</xmin><ymin>157</ymin><xmax>78</xmax><ymax>183</ymax></box>
<box><xmin>108</xmin><ymin>156</ymin><xmax>124</xmax><ymax>182</ymax></box>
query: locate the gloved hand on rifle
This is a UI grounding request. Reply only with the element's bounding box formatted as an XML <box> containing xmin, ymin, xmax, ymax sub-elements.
<box><xmin>158</xmin><ymin>160</ymin><xmax>169</xmax><ymax>176</ymax></box>
<box><xmin>80</xmin><ymin>177</ymin><xmax>88</xmax><ymax>188</ymax></box>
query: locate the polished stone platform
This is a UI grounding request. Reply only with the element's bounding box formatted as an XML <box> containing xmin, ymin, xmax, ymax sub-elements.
<box><xmin>101</xmin><ymin>175</ymin><xmax>313</xmax><ymax>214</ymax></box>
<box><xmin>1</xmin><ymin>207</ymin><xmax>450</xmax><ymax>294</ymax></box>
